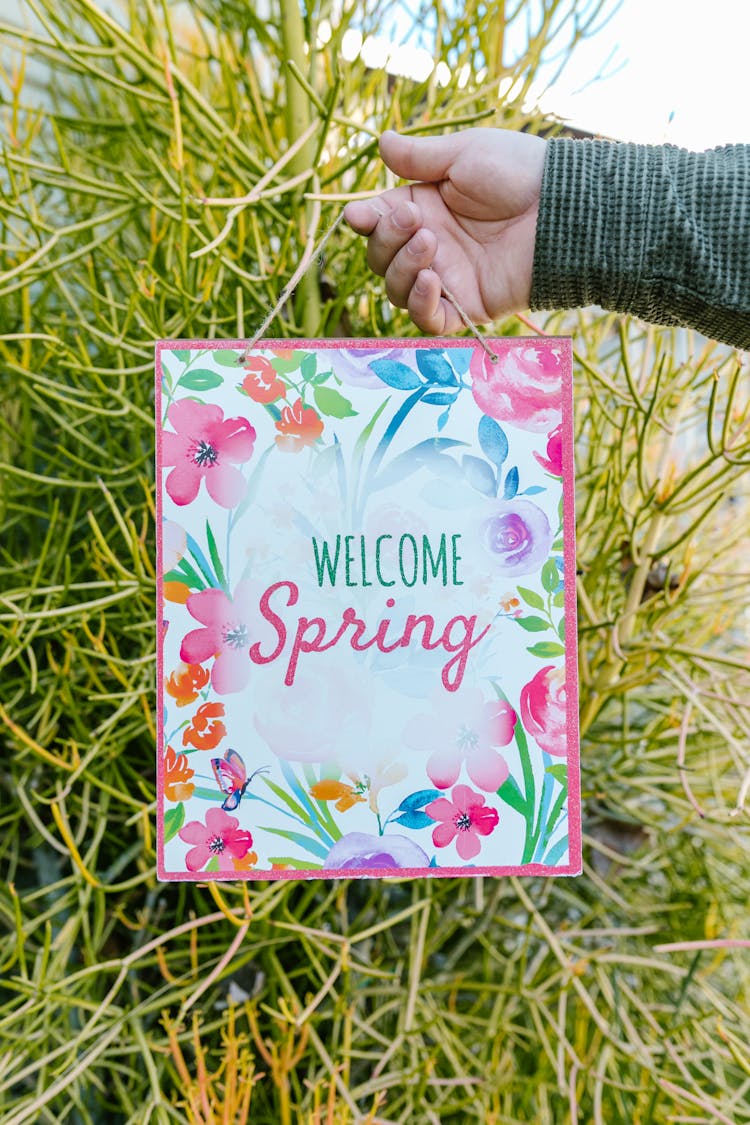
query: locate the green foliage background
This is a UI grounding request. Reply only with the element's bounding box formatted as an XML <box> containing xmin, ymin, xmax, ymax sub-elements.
<box><xmin>1</xmin><ymin>1</ymin><xmax>749</xmax><ymax>1122</ymax></box>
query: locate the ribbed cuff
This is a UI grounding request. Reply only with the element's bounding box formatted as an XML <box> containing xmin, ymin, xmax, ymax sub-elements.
<box><xmin>530</xmin><ymin>137</ymin><xmax>750</xmax><ymax>350</ymax></box>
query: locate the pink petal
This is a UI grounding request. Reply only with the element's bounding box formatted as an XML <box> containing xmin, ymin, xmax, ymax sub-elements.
<box><xmin>456</xmin><ymin>830</ymin><xmax>481</xmax><ymax>861</ymax></box>
<box><xmin>480</xmin><ymin>701</ymin><xmax>517</xmax><ymax>749</ymax></box>
<box><xmin>432</xmin><ymin>821</ymin><xmax>458</xmax><ymax>848</ymax></box>
<box><xmin>165</xmin><ymin>463</ymin><xmax>201</xmax><ymax>506</ymax></box>
<box><xmin>185</xmin><ymin>844</ymin><xmax>212</xmax><ymax>871</ymax></box>
<box><xmin>209</xmin><ymin>417</ymin><xmax>256</xmax><ymax>462</ymax></box>
<box><xmin>212</xmin><ymin>646</ymin><xmax>251</xmax><ymax>694</ymax></box>
<box><xmin>466</xmin><ymin>747</ymin><xmax>509</xmax><ymax>792</ymax></box>
<box><xmin>179</xmin><ymin>819</ymin><xmax>210</xmax><ymax>845</ymax></box>
<box><xmin>427</xmin><ymin>748</ymin><xmax>461</xmax><ymax>790</ymax></box>
<box><xmin>451</xmin><ymin>784</ymin><xmax>478</xmax><ymax>811</ymax></box>
<box><xmin>472</xmin><ymin>805</ymin><xmax>500</xmax><ymax>837</ymax></box>
<box><xmin>162</xmin><ymin>430</ymin><xmax>189</xmax><ymax>467</ymax></box>
<box><xmin>402</xmin><ymin>713</ymin><xmax>445</xmax><ymax>753</ymax></box>
<box><xmin>205</xmin><ymin>464</ymin><xmax>247</xmax><ymax>508</ymax></box>
<box><xmin>205</xmin><ymin>806</ymin><xmax>235</xmax><ymax>833</ymax></box>
<box><xmin>180</xmin><ymin>625</ymin><xmax>221</xmax><ymax>665</ymax></box>
<box><xmin>186</xmin><ymin>587</ymin><xmax>231</xmax><ymax>627</ymax></box>
<box><xmin>425</xmin><ymin>797</ymin><xmax>457</xmax><ymax>823</ymax></box>
<box><xmin>168</xmin><ymin>398</ymin><xmax>223</xmax><ymax>433</ymax></box>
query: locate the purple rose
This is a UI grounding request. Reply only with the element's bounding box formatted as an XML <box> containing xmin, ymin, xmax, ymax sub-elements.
<box><xmin>479</xmin><ymin>499</ymin><xmax>552</xmax><ymax>577</ymax></box>
<box><xmin>324</xmin><ymin>832</ymin><xmax>430</xmax><ymax>871</ymax></box>
<box><xmin>334</xmin><ymin>348</ymin><xmax>403</xmax><ymax>391</ymax></box>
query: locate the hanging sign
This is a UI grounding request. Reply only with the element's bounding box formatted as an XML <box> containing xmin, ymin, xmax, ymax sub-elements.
<box><xmin>156</xmin><ymin>338</ymin><xmax>580</xmax><ymax>880</ymax></box>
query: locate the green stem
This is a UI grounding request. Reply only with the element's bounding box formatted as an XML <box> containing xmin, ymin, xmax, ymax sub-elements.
<box><xmin>279</xmin><ymin>0</ymin><xmax>320</xmax><ymax>336</ymax></box>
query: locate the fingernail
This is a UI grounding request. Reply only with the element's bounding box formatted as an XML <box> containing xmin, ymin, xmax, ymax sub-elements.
<box><xmin>393</xmin><ymin>203</ymin><xmax>415</xmax><ymax>230</ymax></box>
<box><xmin>414</xmin><ymin>270</ymin><xmax>430</xmax><ymax>295</ymax></box>
<box><xmin>407</xmin><ymin>232</ymin><xmax>427</xmax><ymax>256</ymax></box>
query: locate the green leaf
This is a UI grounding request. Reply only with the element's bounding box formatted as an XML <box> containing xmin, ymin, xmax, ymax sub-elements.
<box><xmin>557</xmin><ymin>616</ymin><xmax>566</xmax><ymax>642</ymax></box>
<box><xmin>178</xmin><ymin>368</ymin><xmax>224</xmax><ymax>391</ymax></box>
<box><xmin>205</xmin><ymin>521</ymin><xmax>228</xmax><ymax>592</ymax></box>
<box><xmin>541</xmin><ymin>559</ymin><xmax>560</xmax><ymax>593</ymax></box>
<box><xmin>213</xmin><ymin>350</ymin><xmax>242</xmax><ymax>367</ymax></box>
<box><xmin>170</xmin><ymin>349</ymin><xmax>191</xmax><ymax>363</ymax></box>
<box><xmin>163</xmin><ymin>803</ymin><xmax>185</xmax><ymax>842</ymax></box>
<box><xmin>496</xmin><ymin>775</ymin><xmax>527</xmax><ymax>815</ymax></box>
<box><xmin>516</xmin><ymin>615</ymin><xmax>550</xmax><ymax>632</ymax></box>
<box><xmin>271</xmin><ymin>352</ymin><xmax>305</xmax><ymax>374</ymax></box>
<box><xmin>527</xmin><ymin>641</ymin><xmax>565</xmax><ymax>658</ymax></box>
<box><xmin>300</xmin><ymin>353</ymin><xmax>317</xmax><ymax>382</ymax></box>
<box><xmin>313</xmin><ymin>385</ymin><xmax>358</xmax><ymax>418</ymax></box>
<box><xmin>517</xmin><ymin>585</ymin><xmax>545</xmax><ymax>610</ymax></box>
<box><xmin>267</xmin><ymin>856</ymin><xmax>322</xmax><ymax>870</ymax></box>
<box><xmin>205</xmin><ymin>857</ymin><xmax>220</xmax><ymax>872</ymax></box>
<box><xmin>545</xmin><ymin>764</ymin><xmax>568</xmax><ymax>784</ymax></box>
<box><xmin>552</xmin><ymin>589</ymin><xmax>566</xmax><ymax>608</ymax></box>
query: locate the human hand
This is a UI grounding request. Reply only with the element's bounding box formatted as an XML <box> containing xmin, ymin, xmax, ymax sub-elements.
<box><xmin>344</xmin><ymin>128</ymin><xmax>546</xmax><ymax>333</ymax></box>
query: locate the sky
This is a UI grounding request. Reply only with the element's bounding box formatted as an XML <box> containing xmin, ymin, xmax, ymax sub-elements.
<box><xmin>537</xmin><ymin>0</ymin><xmax>747</xmax><ymax>149</ymax></box>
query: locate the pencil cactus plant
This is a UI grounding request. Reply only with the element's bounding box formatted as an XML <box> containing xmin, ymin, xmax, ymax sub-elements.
<box><xmin>1</xmin><ymin>0</ymin><xmax>749</xmax><ymax>1122</ymax></box>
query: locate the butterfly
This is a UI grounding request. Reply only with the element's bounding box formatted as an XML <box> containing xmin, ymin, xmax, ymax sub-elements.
<box><xmin>210</xmin><ymin>749</ymin><xmax>268</xmax><ymax>811</ymax></box>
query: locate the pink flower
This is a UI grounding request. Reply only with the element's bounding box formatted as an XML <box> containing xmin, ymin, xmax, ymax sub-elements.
<box><xmin>520</xmin><ymin>665</ymin><xmax>568</xmax><ymax>757</ymax></box>
<box><xmin>533</xmin><ymin>424</ymin><xmax>563</xmax><ymax>476</ymax></box>
<box><xmin>255</xmin><ymin>664</ymin><xmax>371</xmax><ymax>764</ymax></box>
<box><xmin>162</xmin><ymin>398</ymin><xmax>256</xmax><ymax>508</ymax></box>
<box><xmin>471</xmin><ymin>343</ymin><xmax>562</xmax><ymax>432</ymax></box>
<box><xmin>180</xmin><ymin>583</ymin><xmax>258</xmax><ymax>694</ymax></box>
<box><xmin>478</xmin><ymin>498</ymin><xmax>553</xmax><ymax>578</ymax></box>
<box><xmin>404</xmin><ymin>688</ymin><xmax>515</xmax><ymax>791</ymax></box>
<box><xmin>178</xmin><ymin>806</ymin><xmax>254</xmax><ymax>872</ymax></box>
<box><xmin>426</xmin><ymin>785</ymin><xmax>499</xmax><ymax>861</ymax></box>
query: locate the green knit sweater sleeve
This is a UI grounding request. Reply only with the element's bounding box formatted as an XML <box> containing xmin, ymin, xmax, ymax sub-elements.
<box><xmin>529</xmin><ymin>137</ymin><xmax>750</xmax><ymax>350</ymax></box>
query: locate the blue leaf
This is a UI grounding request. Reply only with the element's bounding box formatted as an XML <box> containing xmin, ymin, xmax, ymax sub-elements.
<box><xmin>437</xmin><ymin>407</ymin><xmax>450</xmax><ymax>431</ymax></box>
<box><xmin>370</xmin><ymin>359</ymin><xmax>422</xmax><ymax>390</ymax></box>
<box><xmin>391</xmin><ymin>810</ymin><xmax>434</xmax><ymax>830</ymax></box>
<box><xmin>503</xmin><ymin>466</ymin><xmax>519</xmax><ymax>499</ymax></box>
<box><xmin>478</xmin><ymin>415</ymin><xmax>508</xmax><ymax>468</ymax></box>
<box><xmin>422</xmin><ymin>391</ymin><xmax>459</xmax><ymax>406</ymax></box>
<box><xmin>415</xmin><ymin>350</ymin><xmax>458</xmax><ymax>386</ymax></box>
<box><xmin>450</xmin><ymin>348</ymin><xmax>472</xmax><ymax>375</ymax></box>
<box><xmin>398</xmin><ymin>788</ymin><xmax>441</xmax><ymax>812</ymax></box>
<box><xmin>520</xmin><ymin>485</ymin><xmax>546</xmax><ymax>495</ymax></box>
<box><xmin>462</xmin><ymin>454</ymin><xmax>497</xmax><ymax>496</ymax></box>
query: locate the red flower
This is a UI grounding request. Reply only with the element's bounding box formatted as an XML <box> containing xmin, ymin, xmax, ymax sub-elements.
<box><xmin>533</xmin><ymin>424</ymin><xmax>563</xmax><ymax>476</ymax></box>
<box><xmin>275</xmin><ymin>398</ymin><xmax>324</xmax><ymax>452</ymax></box>
<box><xmin>165</xmin><ymin>662</ymin><xmax>210</xmax><ymax>707</ymax></box>
<box><xmin>162</xmin><ymin>398</ymin><xmax>256</xmax><ymax>508</ymax></box>
<box><xmin>178</xmin><ymin>807</ymin><xmax>254</xmax><ymax>872</ymax></box>
<box><xmin>520</xmin><ymin>665</ymin><xmax>567</xmax><ymax>757</ymax></box>
<box><xmin>240</xmin><ymin>357</ymin><xmax>287</xmax><ymax>404</ymax></box>
<box><xmin>426</xmin><ymin>784</ymin><xmax>499</xmax><ymax>861</ymax></box>
<box><xmin>182</xmin><ymin>702</ymin><xmax>227</xmax><ymax>750</ymax></box>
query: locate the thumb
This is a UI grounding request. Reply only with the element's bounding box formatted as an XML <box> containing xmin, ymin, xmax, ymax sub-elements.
<box><xmin>379</xmin><ymin>130</ymin><xmax>466</xmax><ymax>184</ymax></box>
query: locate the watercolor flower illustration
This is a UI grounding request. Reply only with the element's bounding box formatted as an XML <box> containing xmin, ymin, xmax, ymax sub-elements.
<box><xmin>162</xmin><ymin>520</ymin><xmax>187</xmax><ymax>572</ymax></box>
<box><xmin>165</xmin><ymin>662</ymin><xmax>210</xmax><ymax>707</ymax></box>
<box><xmin>520</xmin><ymin>665</ymin><xmax>568</xmax><ymax>757</ymax></box>
<box><xmin>162</xmin><ymin>398</ymin><xmax>256</xmax><ymax>508</ymax></box>
<box><xmin>404</xmin><ymin>688</ymin><xmax>515</xmax><ymax>791</ymax></box>
<box><xmin>275</xmin><ymin>398</ymin><xmax>324</xmax><ymax>452</ymax></box>
<box><xmin>255</xmin><ymin>665</ymin><xmax>371</xmax><ymax>763</ymax></box>
<box><xmin>336</xmin><ymin>347</ymin><xmax>403</xmax><ymax>390</ymax></box>
<box><xmin>309</xmin><ymin>779</ymin><xmax>366</xmax><ymax>812</ymax></box>
<box><xmin>425</xmin><ymin>785</ymin><xmax>499</xmax><ymax>861</ymax></box>
<box><xmin>477</xmin><ymin>498</ymin><xmax>553</xmax><ymax>578</ymax></box>
<box><xmin>471</xmin><ymin>343</ymin><xmax>562</xmax><ymax>432</ymax></box>
<box><xmin>324</xmin><ymin>832</ymin><xmax>430</xmax><ymax>871</ymax></box>
<box><xmin>163</xmin><ymin>744</ymin><xmax>195</xmax><ymax>803</ymax></box>
<box><xmin>180</xmin><ymin>583</ymin><xmax>259</xmax><ymax>695</ymax></box>
<box><xmin>240</xmin><ymin>356</ymin><xmax>287</xmax><ymax>403</ymax></box>
<box><xmin>533</xmin><ymin>423</ymin><xmax>563</xmax><ymax>476</ymax></box>
<box><xmin>182</xmin><ymin>701</ymin><xmax>227</xmax><ymax>751</ymax></box>
<box><xmin>178</xmin><ymin>807</ymin><xmax>255</xmax><ymax>872</ymax></box>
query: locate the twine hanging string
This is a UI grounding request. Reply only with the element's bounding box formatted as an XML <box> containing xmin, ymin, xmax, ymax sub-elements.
<box><xmin>240</xmin><ymin>206</ymin><xmax>499</xmax><ymax>363</ymax></box>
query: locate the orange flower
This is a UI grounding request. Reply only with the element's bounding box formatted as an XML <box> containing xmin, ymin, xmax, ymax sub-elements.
<box><xmin>183</xmin><ymin>702</ymin><xmax>227</xmax><ymax>750</ymax></box>
<box><xmin>500</xmin><ymin>594</ymin><xmax>521</xmax><ymax>613</ymax></box>
<box><xmin>240</xmin><ymin>357</ymin><xmax>286</xmax><ymax>404</ymax></box>
<box><xmin>165</xmin><ymin>662</ymin><xmax>210</xmax><ymax>707</ymax></box>
<box><xmin>275</xmin><ymin>398</ymin><xmax>324</xmax><ymax>452</ymax></box>
<box><xmin>310</xmin><ymin>779</ymin><xmax>366</xmax><ymax>812</ymax></box>
<box><xmin>232</xmin><ymin>850</ymin><xmax>259</xmax><ymax>872</ymax></box>
<box><xmin>164</xmin><ymin>581</ymin><xmax>191</xmax><ymax>604</ymax></box>
<box><xmin>164</xmin><ymin>744</ymin><xmax>195</xmax><ymax>802</ymax></box>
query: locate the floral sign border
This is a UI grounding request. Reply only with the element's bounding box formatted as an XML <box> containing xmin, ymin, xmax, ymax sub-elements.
<box><xmin>155</xmin><ymin>337</ymin><xmax>581</xmax><ymax>881</ymax></box>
